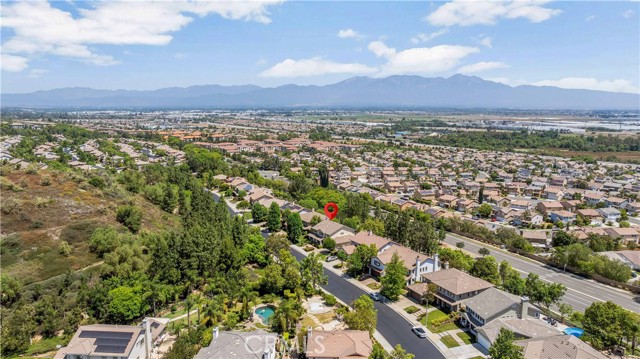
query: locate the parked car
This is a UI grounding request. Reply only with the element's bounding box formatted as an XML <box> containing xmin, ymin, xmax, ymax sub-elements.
<box><xmin>412</xmin><ymin>326</ymin><xmax>428</xmax><ymax>338</ymax></box>
<box><xmin>358</xmin><ymin>273</ymin><xmax>372</xmax><ymax>281</ymax></box>
<box><xmin>369</xmin><ymin>292</ymin><xmax>382</xmax><ymax>302</ymax></box>
<box><xmin>325</xmin><ymin>255</ymin><xmax>338</xmax><ymax>262</ymax></box>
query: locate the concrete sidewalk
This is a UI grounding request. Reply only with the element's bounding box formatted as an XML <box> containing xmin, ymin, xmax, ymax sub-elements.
<box><xmin>291</xmin><ymin>245</ymin><xmax>487</xmax><ymax>359</ymax></box>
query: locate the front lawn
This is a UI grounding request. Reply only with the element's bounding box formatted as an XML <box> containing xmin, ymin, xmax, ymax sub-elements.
<box><xmin>440</xmin><ymin>335</ymin><xmax>460</xmax><ymax>348</ymax></box>
<box><xmin>404</xmin><ymin>305</ymin><xmax>420</xmax><ymax>314</ymax></box>
<box><xmin>420</xmin><ymin>308</ymin><xmax>462</xmax><ymax>333</ymax></box>
<box><xmin>457</xmin><ymin>331</ymin><xmax>476</xmax><ymax>345</ymax></box>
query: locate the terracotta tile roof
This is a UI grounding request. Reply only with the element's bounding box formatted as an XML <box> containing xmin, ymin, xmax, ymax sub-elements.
<box><xmin>421</xmin><ymin>268</ymin><xmax>493</xmax><ymax>295</ymax></box>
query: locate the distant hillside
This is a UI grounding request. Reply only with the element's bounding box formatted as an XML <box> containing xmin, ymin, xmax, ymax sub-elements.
<box><xmin>0</xmin><ymin>168</ymin><xmax>180</xmax><ymax>284</ymax></box>
<box><xmin>2</xmin><ymin>75</ymin><xmax>639</xmax><ymax>109</ymax></box>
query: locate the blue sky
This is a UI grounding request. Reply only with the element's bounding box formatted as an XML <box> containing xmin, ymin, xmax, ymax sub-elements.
<box><xmin>1</xmin><ymin>1</ymin><xmax>639</xmax><ymax>94</ymax></box>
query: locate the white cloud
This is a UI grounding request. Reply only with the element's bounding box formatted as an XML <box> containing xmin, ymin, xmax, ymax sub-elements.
<box><xmin>426</xmin><ymin>0</ymin><xmax>561</xmax><ymax>27</ymax></box>
<box><xmin>337</xmin><ymin>29</ymin><xmax>361</xmax><ymax>39</ymax></box>
<box><xmin>259</xmin><ymin>57</ymin><xmax>377</xmax><ymax>78</ymax></box>
<box><xmin>27</xmin><ymin>69</ymin><xmax>48</xmax><ymax>78</ymax></box>
<box><xmin>623</xmin><ymin>9</ymin><xmax>636</xmax><ymax>18</ymax></box>
<box><xmin>458</xmin><ymin>61</ymin><xmax>508</xmax><ymax>74</ymax></box>
<box><xmin>368</xmin><ymin>41</ymin><xmax>397</xmax><ymax>59</ymax></box>
<box><xmin>479</xmin><ymin>36</ymin><xmax>493</xmax><ymax>48</ymax></box>
<box><xmin>585</xmin><ymin>15</ymin><xmax>595</xmax><ymax>21</ymax></box>
<box><xmin>411</xmin><ymin>29</ymin><xmax>449</xmax><ymax>44</ymax></box>
<box><xmin>368</xmin><ymin>41</ymin><xmax>479</xmax><ymax>76</ymax></box>
<box><xmin>532</xmin><ymin>77</ymin><xmax>639</xmax><ymax>94</ymax></box>
<box><xmin>1</xmin><ymin>54</ymin><xmax>29</xmax><ymax>72</ymax></box>
<box><xmin>0</xmin><ymin>0</ymin><xmax>284</xmax><ymax>71</ymax></box>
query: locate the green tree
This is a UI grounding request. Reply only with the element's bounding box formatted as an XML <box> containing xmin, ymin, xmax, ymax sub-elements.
<box><xmin>381</xmin><ymin>252</ymin><xmax>407</xmax><ymax>301</ymax></box>
<box><xmin>478</xmin><ymin>247</ymin><xmax>491</xmax><ymax>257</ymax></box>
<box><xmin>318</xmin><ymin>164</ymin><xmax>329</xmax><ymax>187</ymax></box>
<box><xmin>361</xmin><ymin>218</ymin><xmax>385</xmax><ymax>236</ymax></box>
<box><xmin>389</xmin><ymin>344</ymin><xmax>415</xmax><ymax>359</ymax></box>
<box><xmin>422</xmin><ymin>283</ymin><xmax>438</xmax><ymax>310</ymax></box>
<box><xmin>478</xmin><ymin>203</ymin><xmax>493</xmax><ymax>218</ymax></box>
<box><xmin>471</xmin><ymin>256</ymin><xmax>501</xmax><ymax>284</ymax></box>
<box><xmin>1</xmin><ymin>305</ymin><xmax>36</xmax><ymax>356</ymax></box>
<box><xmin>267</xmin><ymin>202</ymin><xmax>282</xmax><ymax>232</ymax></box>
<box><xmin>89</xmin><ymin>226</ymin><xmax>121</xmax><ymax>256</ymax></box>
<box><xmin>323</xmin><ymin>237</ymin><xmax>336</xmax><ymax>251</ymax></box>
<box><xmin>524</xmin><ymin>273</ymin><xmax>566</xmax><ymax>310</ymax></box>
<box><xmin>251</xmin><ymin>202</ymin><xmax>268</xmax><ymax>223</ymax></box>
<box><xmin>558</xmin><ymin>303</ymin><xmax>573</xmax><ymax>324</ymax></box>
<box><xmin>583</xmin><ymin>301</ymin><xmax>626</xmax><ymax>349</ymax></box>
<box><xmin>347</xmin><ymin>244</ymin><xmax>377</xmax><ymax>276</ymax></box>
<box><xmin>107</xmin><ymin>286</ymin><xmax>146</xmax><ymax>324</ymax></box>
<box><xmin>0</xmin><ymin>274</ymin><xmax>22</xmax><ymax>307</ymax></box>
<box><xmin>344</xmin><ymin>295</ymin><xmax>378</xmax><ymax>335</ymax></box>
<box><xmin>115</xmin><ymin>205</ymin><xmax>142</xmax><ymax>233</ymax></box>
<box><xmin>369</xmin><ymin>343</ymin><xmax>387</xmax><ymax>359</ymax></box>
<box><xmin>301</xmin><ymin>252</ymin><xmax>328</xmax><ymax>293</ymax></box>
<box><xmin>244</xmin><ymin>233</ymin><xmax>269</xmax><ymax>267</ymax></box>
<box><xmin>286</xmin><ymin>211</ymin><xmax>304</xmax><ymax>243</ymax></box>
<box><xmin>489</xmin><ymin>328</ymin><xmax>524</xmax><ymax>359</ymax></box>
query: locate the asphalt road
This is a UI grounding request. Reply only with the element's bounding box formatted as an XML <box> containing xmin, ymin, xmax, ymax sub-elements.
<box><xmin>443</xmin><ymin>233</ymin><xmax>640</xmax><ymax>313</ymax></box>
<box><xmin>289</xmin><ymin>249</ymin><xmax>445</xmax><ymax>359</ymax></box>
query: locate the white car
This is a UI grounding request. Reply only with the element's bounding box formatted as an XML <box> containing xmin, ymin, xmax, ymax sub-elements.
<box><xmin>369</xmin><ymin>292</ymin><xmax>382</xmax><ymax>302</ymax></box>
<box><xmin>412</xmin><ymin>326</ymin><xmax>428</xmax><ymax>338</ymax></box>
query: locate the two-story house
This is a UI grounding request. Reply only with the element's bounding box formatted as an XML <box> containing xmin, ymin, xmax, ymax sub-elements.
<box><xmin>308</xmin><ymin>220</ymin><xmax>356</xmax><ymax>246</ymax></box>
<box><xmin>408</xmin><ymin>268</ymin><xmax>494</xmax><ymax>312</ymax></box>
<box><xmin>548</xmin><ymin>210</ymin><xmax>577</xmax><ymax>225</ymax></box>
<box><xmin>597</xmin><ymin>207</ymin><xmax>621</xmax><ymax>223</ymax></box>
<box><xmin>461</xmin><ymin>288</ymin><xmax>541</xmax><ymax>335</ymax></box>
<box><xmin>369</xmin><ymin>243</ymin><xmax>439</xmax><ymax>285</ymax></box>
<box><xmin>305</xmin><ymin>330</ymin><xmax>372</xmax><ymax>359</ymax></box>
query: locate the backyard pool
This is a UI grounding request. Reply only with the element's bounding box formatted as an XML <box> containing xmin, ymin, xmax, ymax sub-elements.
<box><xmin>255</xmin><ymin>305</ymin><xmax>275</xmax><ymax>325</ymax></box>
<box><xmin>564</xmin><ymin>327</ymin><xmax>584</xmax><ymax>338</ymax></box>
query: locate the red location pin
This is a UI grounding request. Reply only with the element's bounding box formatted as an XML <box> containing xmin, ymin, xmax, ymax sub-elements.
<box><xmin>324</xmin><ymin>202</ymin><xmax>339</xmax><ymax>220</ymax></box>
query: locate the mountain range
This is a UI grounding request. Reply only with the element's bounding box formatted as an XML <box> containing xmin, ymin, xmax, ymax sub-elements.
<box><xmin>2</xmin><ymin>75</ymin><xmax>639</xmax><ymax>110</ymax></box>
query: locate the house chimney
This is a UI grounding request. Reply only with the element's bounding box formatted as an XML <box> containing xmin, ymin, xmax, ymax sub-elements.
<box><xmin>143</xmin><ymin>318</ymin><xmax>152</xmax><ymax>359</ymax></box>
<box><xmin>415</xmin><ymin>256</ymin><xmax>421</xmax><ymax>282</ymax></box>
<box><xmin>434</xmin><ymin>253</ymin><xmax>440</xmax><ymax>271</ymax></box>
<box><xmin>368</xmin><ymin>230</ymin><xmax>372</xmax><ymax>236</ymax></box>
<box><xmin>519</xmin><ymin>296</ymin><xmax>529</xmax><ymax>319</ymax></box>
<box><xmin>443</xmin><ymin>261</ymin><xmax>449</xmax><ymax>270</ymax></box>
<box><xmin>214</xmin><ymin>326</ymin><xmax>219</xmax><ymax>339</ymax></box>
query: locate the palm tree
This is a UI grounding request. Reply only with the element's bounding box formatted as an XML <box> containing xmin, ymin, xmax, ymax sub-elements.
<box><xmin>185</xmin><ymin>295</ymin><xmax>194</xmax><ymax>332</ymax></box>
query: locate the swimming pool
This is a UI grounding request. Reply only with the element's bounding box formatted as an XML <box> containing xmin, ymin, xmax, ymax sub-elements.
<box><xmin>564</xmin><ymin>327</ymin><xmax>584</xmax><ymax>338</ymax></box>
<box><xmin>255</xmin><ymin>305</ymin><xmax>275</xmax><ymax>325</ymax></box>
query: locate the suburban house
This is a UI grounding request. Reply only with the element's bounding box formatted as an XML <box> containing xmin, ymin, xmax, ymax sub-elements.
<box><xmin>597</xmin><ymin>207</ymin><xmax>621</xmax><ymax>223</ymax></box>
<box><xmin>604</xmin><ymin>227</ymin><xmax>640</xmax><ymax>245</ymax></box>
<box><xmin>536</xmin><ymin>201</ymin><xmax>564</xmax><ymax>214</ymax></box>
<box><xmin>548</xmin><ymin>210</ymin><xmax>577</xmax><ymax>225</ymax></box>
<box><xmin>407</xmin><ymin>268</ymin><xmax>494</xmax><ymax>312</ymax></box>
<box><xmin>349</xmin><ymin>231</ymin><xmax>392</xmax><ymax>251</ymax></box>
<box><xmin>476</xmin><ymin>317</ymin><xmax>560</xmax><ymax>351</ymax></box>
<box><xmin>601</xmin><ymin>250</ymin><xmax>640</xmax><ymax>270</ymax></box>
<box><xmin>576</xmin><ymin>209</ymin><xmax>604</xmax><ymax>226</ymax></box>
<box><xmin>437</xmin><ymin>194</ymin><xmax>459</xmax><ymax>208</ymax></box>
<box><xmin>308</xmin><ymin>220</ymin><xmax>356</xmax><ymax>246</ymax></box>
<box><xmin>516</xmin><ymin>335</ymin><xmax>608</xmax><ymax>359</ymax></box>
<box><xmin>194</xmin><ymin>329</ymin><xmax>277</xmax><ymax>359</ymax></box>
<box><xmin>521</xmin><ymin>230</ymin><xmax>549</xmax><ymax>247</ymax></box>
<box><xmin>461</xmin><ymin>288</ymin><xmax>540</xmax><ymax>334</ymax></box>
<box><xmin>583</xmin><ymin>192</ymin><xmax>605</xmax><ymax>206</ymax></box>
<box><xmin>369</xmin><ymin>243</ymin><xmax>439</xmax><ymax>284</ymax></box>
<box><xmin>54</xmin><ymin>318</ymin><xmax>166</xmax><ymax>359</ymax></box>
<box><xmin>605</xmin><ymin>196</ymin><xmax>627</xmax><ymax>209</ymax></box>
<box><xmin>305</xmin><ymin>330</ymin><xmax>373</xmax><ymax>359</ymax></box>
